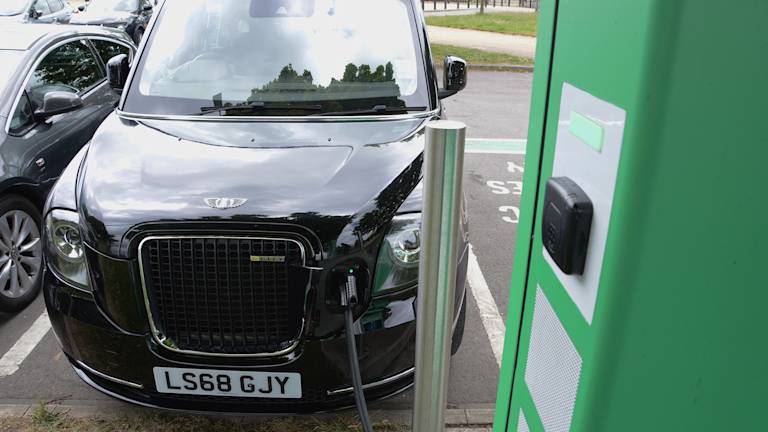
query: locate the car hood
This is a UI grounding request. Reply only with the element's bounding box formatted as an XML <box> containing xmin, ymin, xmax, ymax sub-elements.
<box><xmin>0</xmin><ymin>15</ymin><xmax>23</xmax><ymax>23</ymax></box>
<box><xmin>70</xmin><ymin>11</ymin><xmax>131</xmax><ymax>24</ymax></box>
<box><xmin>78</xmin><ymin>114</ymin><xmax>429</xmax><ymax>258</ymax></box>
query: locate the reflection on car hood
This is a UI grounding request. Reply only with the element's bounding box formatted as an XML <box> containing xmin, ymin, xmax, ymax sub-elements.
<box><xmin>79</xmin><ymin>114</ymin><xmax>429</xmax><ymax>257</ymax></box>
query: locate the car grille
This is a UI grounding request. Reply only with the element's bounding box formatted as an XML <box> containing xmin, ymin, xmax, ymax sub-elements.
<box><xmin>139</xmin><ymin>237</ymin><xmax>308</xmax><ymax>356</ymax></box>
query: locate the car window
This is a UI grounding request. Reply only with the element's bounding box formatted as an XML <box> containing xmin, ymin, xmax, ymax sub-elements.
<box><xmin>27</xmin><ymin>40</ymin><xmax>104</xmax><ymax>107</ymax></box>
<box><xmin>46</xmin><ymin>0</ymin><xmax>63</xmax><ymax>12</ymax></box>
<box><xmin>33</xmin><ymin>0</ymin><xmax>51</xmax><ymax>15</ymax></box>
<box><xmin>8</xmin><ymin>92</ymin><xmax>35</xmax><ymax>136</ymax></box>
<box><xmin>91</xmin><ymin>40</ymin><xmax>131</xmax><ymax>65</ymax></box>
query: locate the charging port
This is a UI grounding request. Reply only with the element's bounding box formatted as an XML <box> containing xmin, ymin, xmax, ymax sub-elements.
<box><xmin>326</xmin><ymin>263</ymin><xmax>369</xmax><ymax>312</ymax></box>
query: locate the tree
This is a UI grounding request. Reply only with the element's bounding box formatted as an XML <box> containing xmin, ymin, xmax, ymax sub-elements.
<box><xmin>385</xmin><ymin>62</ymin><xmax>394</xmax><ymax>81</ymax></box>
<box><xmin>372</xmin><ymin>65</ymin><xmax>386</xmax><ymax>82</ymax></box>
<box><xmin>342</xmin><ymin>63</ymin><xmax>358</xmax><ymax>82</ymax></box>
<box><xmin>357</xmin><ymin>64</ymin><xmax>372</xmax><ymax>82</ymax></box>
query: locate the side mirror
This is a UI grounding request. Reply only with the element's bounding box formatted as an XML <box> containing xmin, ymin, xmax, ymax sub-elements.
<box><xmin>438</xmin><ymin>56</ymin><xmax>468</xmax><ymax>99</ymax></box>
<box><xmin>77</xmin><ymin>5</ymin><xmax>85</xmax><ymax>11</ymax></box>
<box><xmin>107</xmin><ymin>54</ymin><xmax>130</xmax><ymax>91</ymax></box>
<box><xmin>34</xmin><ymin>91</ymin><xmax>84</xmax><ymax>119</ymax></box>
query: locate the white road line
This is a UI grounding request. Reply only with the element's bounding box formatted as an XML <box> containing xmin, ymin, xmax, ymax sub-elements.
<box><xmin>0</xmin><ymin>312</ymin><xmax>51</xmax><ymax>377</ymax></box>
<box><xmin>467</xmin><ymin>244</ymin><xmax>506</xmax><ymax>367</ymax></box>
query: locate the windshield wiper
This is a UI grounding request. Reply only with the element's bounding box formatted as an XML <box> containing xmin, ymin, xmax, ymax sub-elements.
<box><xmin>199</xmin><ymin>101</ymin><xmax>323</xmax><ymax>116</ymax></box>
<box><xmin>314</xmin><ymin>105</ymin><xmax>428</xmax><ymax>117</ymax></box>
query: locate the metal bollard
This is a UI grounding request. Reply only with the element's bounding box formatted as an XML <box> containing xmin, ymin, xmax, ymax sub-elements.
<box><xmin>412</xmin><ymin>121</ymin><xmax>466</xmax><ymax>431</ymax></box>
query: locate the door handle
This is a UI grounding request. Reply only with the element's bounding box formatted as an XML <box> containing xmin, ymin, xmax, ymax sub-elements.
<box><xmin>36</xmin><ymin>158</ymin><xmax>46</xmax><ymax>169</ymax></box>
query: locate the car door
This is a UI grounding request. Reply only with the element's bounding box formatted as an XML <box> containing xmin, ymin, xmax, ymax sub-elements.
<box><xmin>4</xmin><ymin>39</ymin><xmax>121</xmax><ymax>192</ymax></box>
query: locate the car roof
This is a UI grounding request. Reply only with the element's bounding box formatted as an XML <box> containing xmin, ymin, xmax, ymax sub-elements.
<box><xmin>0</xmin><ymin>24</ymin><xmax>132</xmax><ymax>51</ymax></box>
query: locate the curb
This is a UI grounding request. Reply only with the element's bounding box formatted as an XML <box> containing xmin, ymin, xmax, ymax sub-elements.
<box><xmin>471</xmin><ymin>63</ymin><xmax>534</xmax><ymax>72</ymax></box>
<box><xmin>0</xmin><ymin>402</ymin><xmax>496</xmax><ymax>428</ymax></box>
<box><xmin>436</xmin><ymin>63</ymin><xmax>534</xmax><ymax>72</ymax></box>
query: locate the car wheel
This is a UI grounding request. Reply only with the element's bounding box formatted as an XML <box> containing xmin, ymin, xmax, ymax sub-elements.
<box><xmin>0</xmin><ymin>195</ymin><xmax>43</xmax><ymax>313</ymax></box>
<box><xmin>451</xmin><ymin>289</ymin><xmax>467</xmax><ymax>355</ymax></box>
<box><xmin>133</xmin><ymin>28</ymin><xmax>144</xmax><ymax>44</ymax></box>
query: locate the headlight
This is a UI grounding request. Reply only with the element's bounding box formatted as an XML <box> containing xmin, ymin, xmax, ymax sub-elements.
<box><xmin>373</xmin><ymin>213</ymin><xmax>420</xmax><ymax>295</ymax></box>
<box><xmin>117</xmin><ymin>24</ymin><xmax>126</xmax><ymax>31</ymax></box>
<box><xmin>45</xmin><ymin>210</ymin><xmax>90</xmax><ymax>290</ymax></box>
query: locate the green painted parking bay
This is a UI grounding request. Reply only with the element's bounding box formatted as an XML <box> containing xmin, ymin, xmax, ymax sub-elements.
<box><xmin>466</xmin><ymin>139</ymin><xmax>527</xmax><ymax>154</ymax></box>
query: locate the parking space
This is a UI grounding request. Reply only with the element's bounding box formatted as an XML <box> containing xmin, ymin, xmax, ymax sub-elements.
<box><xmin>0</xmin><ymin>71</ymin><xmax>533</xmax><ymax>411</ymax></box>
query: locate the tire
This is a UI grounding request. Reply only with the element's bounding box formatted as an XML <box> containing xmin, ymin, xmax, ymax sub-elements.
<box><xmin>133</xmin><ymin>28</ymin><xmax>144</xmax><ymax>44</ymax></box>
<box><xmin>0</xmin><ymin>195</ymin><xmax>43</xmax><ymax>313</ymax></box>
<box><xmin>451</xmin><ymin>289</ymin><xmax>467</xmax><ymax>355</ymax></box>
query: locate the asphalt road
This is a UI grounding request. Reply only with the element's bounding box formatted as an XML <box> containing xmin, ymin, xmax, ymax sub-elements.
<box><xmin>0</xmin><ymin>71</ymin><xmax>533</xmax><ymax>412</ymax></box>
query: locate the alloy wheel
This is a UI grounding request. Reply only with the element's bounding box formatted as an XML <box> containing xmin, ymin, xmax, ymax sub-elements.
<box><xmin>0</xmin><ymin>210</ymin><xmax>42</xmax><ymax>299</ymax></box>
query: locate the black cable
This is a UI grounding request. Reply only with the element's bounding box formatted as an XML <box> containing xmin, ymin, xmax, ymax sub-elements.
<box><xmin>342</xmin><ymin>276</ymin><xmax>374</xmax><ymax>432</ymax></box>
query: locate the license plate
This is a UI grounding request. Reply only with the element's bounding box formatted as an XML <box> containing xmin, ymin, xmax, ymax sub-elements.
<box><xmin>153</xmin><ymin>367</ymin><xmax>302</xmax><ymax>398</ymax></box>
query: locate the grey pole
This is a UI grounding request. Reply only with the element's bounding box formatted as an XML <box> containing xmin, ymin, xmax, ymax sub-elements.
<box><xmin>413</xmin><ymin>121</ymin><xmax>466</xmax><ymax>431</ymax></box>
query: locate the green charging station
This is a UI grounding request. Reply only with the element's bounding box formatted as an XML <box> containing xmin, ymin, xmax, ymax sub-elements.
<box><xmin>493</xmin><ymin>1</ymin><xmax>768</xmax><ymax>430</ymax></box>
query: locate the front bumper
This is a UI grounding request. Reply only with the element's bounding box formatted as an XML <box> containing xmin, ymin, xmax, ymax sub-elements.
<box><xmin>44</xmin><ymin>268</ymin><xmax>417</xmax><ymax>414</ymax></box>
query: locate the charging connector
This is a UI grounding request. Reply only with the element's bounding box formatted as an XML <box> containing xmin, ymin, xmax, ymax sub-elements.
<box><xmin>341</xmin><ymin>273</ymin><xmax>373</xmax><ymax>432</ymax></box>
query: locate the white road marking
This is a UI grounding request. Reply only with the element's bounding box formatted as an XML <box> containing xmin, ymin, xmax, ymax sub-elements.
<box><xmin>467</xmin><ymin>244</ymin><xmax>506</xmax><ymax>367</ymax></box>
<box><xmin>0</xmin><ymin>312</ymin><xmax>51</xmax><ymax>377</ymax></box>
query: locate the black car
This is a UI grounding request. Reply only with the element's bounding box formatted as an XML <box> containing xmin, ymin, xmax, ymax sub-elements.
<box><xmin>0</xmin><ymin>0</ymin><xmax>73</xmax><ymax>24</ymax></box>
<box><xmin>0</xmin><ymin>25</ymin><xmax>133</xmax><ymax>312</ymax></box>
<box><xmin>71</xmin><ymin>0</ymin><xmax>153</xmax><ymax>44</ymax></box>
<box><xmin>43</xmin><ymin>0</ymin><xmax>469</xmax><ymax>413</ymax></box>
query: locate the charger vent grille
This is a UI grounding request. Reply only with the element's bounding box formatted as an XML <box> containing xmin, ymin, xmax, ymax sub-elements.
<box><xmin>524</xmin><ymin>286</ymin><xmax>582</xmax><ymax>432</ymax></box>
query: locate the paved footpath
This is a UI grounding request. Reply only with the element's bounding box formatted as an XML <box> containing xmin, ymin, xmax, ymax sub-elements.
<box><xmin>428</xmin><ymin>25</ymin><xmax>537</xmax><ymax>58</ymax></box>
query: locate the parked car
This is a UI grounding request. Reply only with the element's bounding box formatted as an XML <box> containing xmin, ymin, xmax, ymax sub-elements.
<box><xmin>0</xmin><ymin>24</ymin><xmax>134</xmax><ymax>312</ymax></box>
<box><xmin>43</xmin><ymin>0</ymin><xmax>468</xmax><ymax>413</ymax></box>
<box><xmin>70</xmin><ymin>0</ymin><xmax>153</xmax><ymax>44</ymax></box>
<box><xmin>0</xmin><ymin>0</ymin><xmax>73</xmax><ymax>24</ymax></box>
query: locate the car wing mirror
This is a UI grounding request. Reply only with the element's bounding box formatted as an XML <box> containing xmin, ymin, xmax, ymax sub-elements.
<box><xmin>34</xmin><ymin>91</ymin><xmax>84</xmax><ymax>120</ymax></box>
<box><xmin>438</xmin><ymin>56</ymin><xmax>468</xmax><ymax>100</ymax></box>
<box><xmin>77</xmin><ymin>5</ymin><xmax>85</xmax><ymax>11</ymax></box>
<box><xmin>107</xmin><ymin>54</ymin><xmax>130</xmax><ymax>91</ymax></box>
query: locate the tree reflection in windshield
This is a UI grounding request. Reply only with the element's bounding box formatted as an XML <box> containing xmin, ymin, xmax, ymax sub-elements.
<box><xmin>203</xmin><ymin>62</ymin><xmax>406</xmax><ymax>115</ymax></box>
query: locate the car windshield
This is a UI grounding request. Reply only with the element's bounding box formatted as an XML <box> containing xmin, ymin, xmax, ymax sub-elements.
<box><xmin>0</xmin><ymin>0</ymin><xmax>28</xmax><ymax>16</ymax></box>
<box><xmin>123</xmin><ymin>0</ymin><xmax>430</xmax><ymax>116</ymax></box>
<box><xmin>0</xmin><ymin>51</ymin><xmax>23</xmax><ymax>93</ymax></box>
<box><xmin>87</xmin><ymin>0</ymin><xmax>138</xmax><ymax>13</ymax></box>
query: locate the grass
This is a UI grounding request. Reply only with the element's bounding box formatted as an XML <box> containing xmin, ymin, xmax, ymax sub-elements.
<box><xmin>426</xmin><ymin>12</ymin><xmax>538</xmax><ymax>37</ymax></box>
<box><xmin>431</xmin><ymin>43</ymin><xmax>533</xmax><ymax>66</ymax></box>
<box><xmin>0</xmin><ymin>402</ymin><xmax>409</xmax><ymax>432</ymax></box>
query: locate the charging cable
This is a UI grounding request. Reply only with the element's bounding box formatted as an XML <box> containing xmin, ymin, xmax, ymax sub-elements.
<box><xmin>341</xmin><ymin>273</ymin><xmax>374</xmax><ymax>432</ymax></box>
